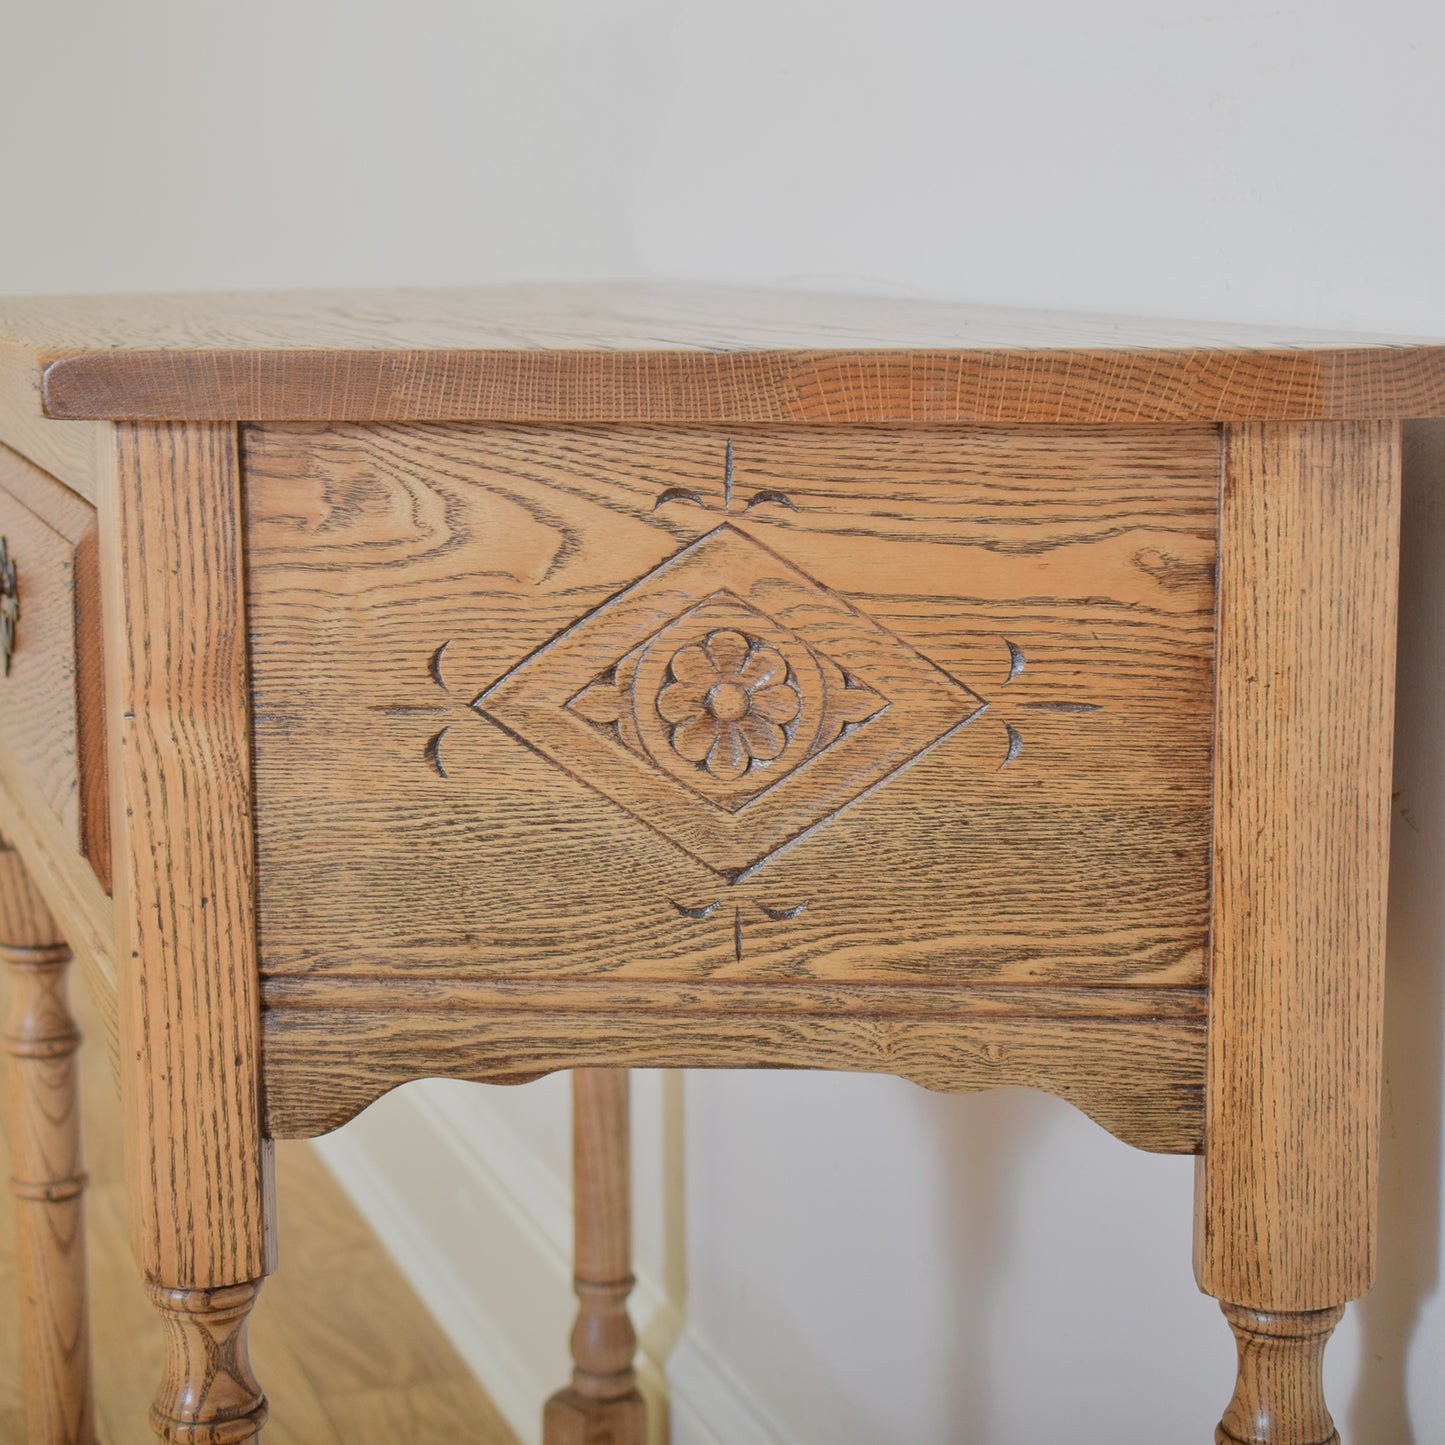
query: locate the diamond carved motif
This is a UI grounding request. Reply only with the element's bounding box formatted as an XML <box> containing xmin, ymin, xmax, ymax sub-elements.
<box><xmin>475</xmin><ymin>525</ymin><xmax>986</xmax><ymax>879</ymax></box>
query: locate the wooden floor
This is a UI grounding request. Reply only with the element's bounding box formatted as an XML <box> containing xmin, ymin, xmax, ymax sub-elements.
<box><xmin>0</xmin><ymin>974</ymin><xmax>520</xmax><ymax>1445</ymax></box>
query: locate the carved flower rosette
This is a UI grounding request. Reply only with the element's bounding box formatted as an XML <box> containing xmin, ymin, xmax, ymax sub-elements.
<box><xmin>658</xmin><ymin>628</ymin><xmax>801</xmax><ymax>781</ymax></box>
<box><xmin>568</xmin><ymin>593</ymin><xmax>886</xmax><ymax>814</ymax></box>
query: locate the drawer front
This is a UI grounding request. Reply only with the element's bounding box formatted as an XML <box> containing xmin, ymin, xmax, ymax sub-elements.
<box><xmin>245</xmin><ymin>423</ymin><xmax>1217</xmax><ymax>998</ymax></box>
<box><xmin>0</xmin><ymin>443</ymin><xmax>107</xmax><ymax>885</ymax></box>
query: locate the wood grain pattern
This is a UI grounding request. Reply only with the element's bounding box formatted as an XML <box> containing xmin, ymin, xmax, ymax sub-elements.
<box><xmin>97</xmin><ymin>422</ymin><xmax>272</xmax><ymax>1436</ymax></box>
<box><xmin>0</xmin><ymin>756</ymin><xmax>116</xmax><ymax>1076</ymax></box>
<box><xmin>146</xmin><ymin>1282</ymin><xmax>268</xmax><ymax>1445</ymax></box>
<box><xmin>0</xmin><ymin>285</ymin><xmax>1442</xmax><ymax>425</ymax></box>
<box><xmin>0</xmin><ymin>834</ymin><xmax>59</xmax><ymax>951</ymax></box>
<box><xmin>0</xmin><ymin>443</ymin><xmax>99</xmax><ymax>851</ymax></box>
<box><xmin>262</xmin><ymin>1008</ymin><xmax>1204</xmax><ymax>1152</ymax></box>
<box><xmin>7</xmin><ymin>282</ymin><xmax>1437</xmax><ymax>355</ymax></box>
<box><xmin>1215</xmin><ymin>1305</ymin><xmax>1343</xmax><ymax>1445</ymax></box>
<box><xmin>39</xmin><ymin>345</ymin><xmax>1445</xmax><ymax>427</ymax></box>
<box><xmin>245</xmin><ymin>422</ymin><xmax>1215</xmax><ymax>991</ymax></box>
<box><xmin>0</xmin><ymin>445</ymin><xmax>115</xmax><ymax>1062</ymax></box>
<box><xmin>100</xmin><ymin>420</ymin><xmax>272</xmax><ymax>1286</ymax></box>
<box><xmin>0</xmin><ymin>841</ymin><xmax>95</xmax><ymax>1445</ymax></box>
<box><xmin>0</xmin><ymin>447</ymin><xmax>96</xmax><ymax>556</ymax></box>
<box><xmin>246</xmin><ymin>420</ymin><xmax>1214</xmax><ymax>1153</ymax></box>
<box><xmin>260</xmin><ymin>975</ymin><xmax>1206</xmax><ymax>1019</ymax></box>
<box><xmin>0</xmin><ymin>338</ymin><xmax>100</xmax><ymax>502</ymax></box>
<box><xmin>1194</xmin><ymin>423</ymin><xmax>1399</xmax><ymax>1310</ymax></box>
<box><xmin>543</xmin><ymin>1070</ymin><xmax>646</xmax><ymax>1445</ymax></box>
<box><xmin>1195</xmin><ymin>425</ymin><xmax>1400</xmax><ymax>1443</ymax></box>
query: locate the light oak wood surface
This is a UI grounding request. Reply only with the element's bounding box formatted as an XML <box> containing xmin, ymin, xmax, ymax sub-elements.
<box><xmin>1216</xmin><ymin>1305</ymin><xmax>1345</xmax><ymax>1445</ymax></box>
<box><xmin>98</xmin><ymin>422</ymin><xmax>274</xmax><ymax>1441</ymax></box>
<box><xmin>0</xmin><ymin>755</ymin><xmax>116</xmax><ymax>1075</ymax></box>
<box><xmin>243</xmin><ymin>420</ymin><xmax>1214</xmax><ymax>1153</ymax></box>
<box><xmin>0</xmin><ymin>840</ymin><xmax>95</xmax><ymax>1445</ymax></box>
<box><xmin>1194</xmin><ymin>423</ymin><xmax>1401</xmax><ymax>1444</ymax></box>
<box><xmin>6</xmin><ymin>282</ymin><xmax>1440</xmax><ymax>356</ymax></box>
<box><xmin>0</xmin><ymin>286</ymin><xmax>1419</xmax><ymax>1442</ymax></box>
<box><xmin>0</xmin><ymin>330</ymin><xmax>100</xmax><ymax>503</ymax></box>
<box><xmin>99</xmin><ymin>422</ymin><xmax>272</xmax><ymax>1290</ymax></box>
<box><xmin>2</xmin><ymin>285</ymin><xmax>1444</xmax><ymax>432</ymax></box>
<box><xmin>0</xmin><ymin>443</ymin><xmax>99</xmax><ymax>853</ymax></box>
<box><xmin>265</xmin><ymin>1009</ymin><xmax>1204</xmax><ymax>1153</ymax></box>
<box><xmin>245</xmin><ymin>422</ymin><xmax>1214</xmax><ymax>988</ymax></box>
<box><xmin>1195</xmin><ymin>423</ymin><xmax>1399</xmax><ymax>1309</ymax></box>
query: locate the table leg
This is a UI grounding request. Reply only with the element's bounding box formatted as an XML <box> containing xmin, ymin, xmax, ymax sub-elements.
<box><xmin>1214</xmin><ymin>1305</ymin><xmax>1344</xmax><ymax>1445</ymax></box>
<box><xmin>1</xmin><ymin>837</ymin><xmax>96</xmax><ymax>1445</ymax></box>
<box><xmin>544</xmin><ymin>1068</ymin><xmax>646</xmax><ymax>1445</ymax></box>
<box><xmin>1196</xmin><ymin>423</ymin><xmax>1401</xmax><ymax>1444</ymax></box>
<box><xmin>101</xmin><ymin>421</ymin><xmax>275</xmax><ymax>1443</ymax></box>
<box><xmin>146</xmin><ymin>1280</ymin><xmax>268</xmax><ymax>1444</ymax></box>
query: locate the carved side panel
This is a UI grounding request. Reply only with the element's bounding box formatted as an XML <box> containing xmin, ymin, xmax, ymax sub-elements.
<box><xmin>244</xmin><ymin>423</ymin><xmax>1217</xmax><ymax>994</ymax></box>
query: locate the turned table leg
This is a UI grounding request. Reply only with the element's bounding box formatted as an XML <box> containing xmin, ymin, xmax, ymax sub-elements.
<box><xmin>1216</xmin><ymin>1305</ymin><xmax>1344</xmax><ymax>1445</ymax></box>
<box><xmin>0</xmin><ymin>837</ymin><xmax>96</xmax><ymax>1445</ymax></box>
<box><xmin>544</xmin><ymin>1068</ymin><xmax>646</xmax><ymax>1445</ymax></box>
<box><xmin>1197</xmin><ymin>424</ymin><xmax>1400</xmax><ymax>1443</ymax></box>
<box><xmin>146</xmin><ymin>1281</ymin><xmax>268</xmax><ymax>1444</ymax></box>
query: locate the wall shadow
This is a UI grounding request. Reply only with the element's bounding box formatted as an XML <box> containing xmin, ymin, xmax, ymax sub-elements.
<box><xmin>926</xmin><ymin>1086</ymin><xmax>1045</xmax><ymax>1442</ymax></box>
<box><xmin>1348</xmin><ymin>421</ymin><xmax>1445</xmax><ymax>1443</ymax></box>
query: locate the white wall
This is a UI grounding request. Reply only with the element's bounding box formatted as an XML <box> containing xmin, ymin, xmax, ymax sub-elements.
<box><xmin>3</xmin><ymin>2</ymin><xmax>1443</xmax><ymax>1440</ymax></box>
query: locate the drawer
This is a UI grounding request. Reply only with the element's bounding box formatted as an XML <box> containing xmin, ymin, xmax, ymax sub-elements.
<box><xmin>245</xmin><ymin>422</ymin><xmax>1218</xmax><ymax>997</ymax></box>
<box><xmin>0</xmin><ymin>442</ymin><xmax>109</xmax><ymax>889</ymax></box>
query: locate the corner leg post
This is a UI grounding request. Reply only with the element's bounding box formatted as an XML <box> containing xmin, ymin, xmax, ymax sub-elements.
<box><xmin>1198</xmin><ymin>424</ymin><xmax>1401</xmax><ymax>1443</ymax></box>
<box><xmin>100</xmin><ymin>423</ymin><xmax>276</xmax><ymax>1443</ymax></box>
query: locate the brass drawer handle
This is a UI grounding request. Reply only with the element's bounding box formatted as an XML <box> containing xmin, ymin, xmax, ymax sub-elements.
<box><xmin>0</xmin><ymin>536</ymin><xmax>18</xmax><ymax>676</ymax></box>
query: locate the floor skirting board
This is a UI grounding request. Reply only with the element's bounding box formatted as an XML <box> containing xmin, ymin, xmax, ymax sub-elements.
<box><xmin>314</xmin><ymin>1078</ymin><xmax>792</xmax><ymax>1445</ymax></box>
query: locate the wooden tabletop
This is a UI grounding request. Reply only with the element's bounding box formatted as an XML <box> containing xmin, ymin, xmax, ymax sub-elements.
<box><xmin>2</xmin><ymin>283</ymin><xmax>1444</xmax><ymax>427</ymax></box>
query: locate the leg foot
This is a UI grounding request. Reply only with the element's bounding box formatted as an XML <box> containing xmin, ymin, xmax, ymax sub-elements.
<box><xmin>544</xmin><ymin>1388</ymin><xmax>646</xmax><ymax>1445</ymax></box>
<box><xmin>146</xmin><ymin>1280</ymin><xmax>268</xmax><ymax>1444</ymax></box>
<box><xmin>1216</xmin><ymin>1303</ymin><xmax>1344</xmax><ymax>1445</ymax></box>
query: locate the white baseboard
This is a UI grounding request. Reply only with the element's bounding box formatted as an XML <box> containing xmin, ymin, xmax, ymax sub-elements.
<box><xmin>314</xmin><ymin>1080</ymin><xmax>791</xmax><ymax>1445</ymax></box>
<box><xmin>666</xmin><ymin>1333</ymin><xmax>792</xmax><ymax>1445</ymax></box>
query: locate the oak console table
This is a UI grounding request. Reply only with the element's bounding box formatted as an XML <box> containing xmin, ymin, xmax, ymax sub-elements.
<box><xmin>0</xmin><ymin>286</ymin><xmax>1440</xmax><ymax>1444</ymax></box>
